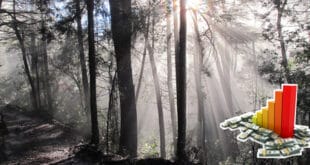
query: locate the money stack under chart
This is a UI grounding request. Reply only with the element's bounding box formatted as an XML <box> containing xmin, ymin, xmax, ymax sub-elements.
<box><xmin>220</xmin><ymin>112</ymin><xmax>310</xmax><ymax>159</ymax></box>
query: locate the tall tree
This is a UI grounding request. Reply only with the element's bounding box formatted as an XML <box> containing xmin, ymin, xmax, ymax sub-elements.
<box><xmin>165</xmin><ymin>0</ymin><xmax>177</xmax><ymax>154</ymax></box>
<box><xmin>75</xmin><ymin>0</ymin><xmax>90</xmax><ymax>122</ymax></box>
<box><xmin>192</xmin><ymin>10</ymin><xmax>207</xmax><ymax>164</ymax></box>
<box><xmin>145</xmin><ymin>2</ymin><xmax>166</xmax><ymax>157</ymax></box>
<box><xmin>176</xmin><ymin>0</ymin><xmax>187</xmax><ymax>161</ymax></box>
<box><xmin>275</xmin><ymin>0</ymin><xmax>290</xmax><ymax>83</ymax></box>
<box><xmin>109</xmin><ymin>0</ymin><xmax>137</xmax><ymax>157</ymax></box>
<box><xmin>11</xmin><ymin>0</ymin><xmax>39</xmax><ymax>112</ymax></box>
<box><xmin>86</xmin><ymin>0</ymin><xmax>99</xmax><ymax>146</ymax></box>
<box><xmin>40</xmin><ymin>0</ymin><xmax>53</xmax><ymax>113</ymax></box>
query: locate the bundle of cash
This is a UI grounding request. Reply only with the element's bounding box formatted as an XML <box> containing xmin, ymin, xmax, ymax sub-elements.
<box><xmin>294</xmin><ymin>127</ymin><xmax>310</xmax><ymax>141</ymax></box>
<box><xmin>257</xmin><ymin>128</ymin><xmax>272</xmax><ymax>136</ymax></box>
<box><xmin>240</xmin><ymin>121</ymin><xmax>259</xmax><ymax>131</ymax></box>
<box><xmin>237</xmin><ymin>129</ymin><xmax>254</xmax><ymax>140</ymax></box>
<box><xmin>240</xmin><ymin>112</ymin><xmax>253</xmax><ymax>121</ymax></box>
<box><xmin>251</xmin><ymin>133</ymin><xmax>270</xmax><ymax>143</ymax></box>
<box><xmin>265</xmin><ymin>138</ymin><xmax>295</xmax><ymax>150</ymax></box>
<box><xmin>239</xmin><ymin>126</ymin><xmax>248</xmax><ymax>132</ymax></box>
<box><xmin>220</xmin><ymin>112</ymin><xmax>310</xmax><ymax>159</ymax></box>
<box><xmin>280</xmin><ymin>145</ymin><xmax>302</xmax><ymax>156</ymax></box>
<box><xmin>270</xmin><ymin>133</ymin><xmax>279</xmax><ymax>140</ymax></box>
<box><xmin>258</xmin><ymin>148</ymin><xmax>281</xmax><ymax>157</ymax></box>
<box><xmin>296</xmin><ymin>139</ymin><xmax>309</xmax><ymax>147</ymax></box>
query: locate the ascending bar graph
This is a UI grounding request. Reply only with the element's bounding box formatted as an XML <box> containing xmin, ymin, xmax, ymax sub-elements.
<box><xmin>252</xmin><ymin>84</ymin><xmax>298</xmax><ymax>138</ymax></box>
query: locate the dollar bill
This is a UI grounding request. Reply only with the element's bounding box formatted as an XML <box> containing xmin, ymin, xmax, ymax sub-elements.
<box><xmin>258</xmin><ymin>148</ymin><xmax>281</xmax><ymax>157</ymax></box>
<box><xmin>238</xmin><ymin>129</ymin><xmax>254</xmax><ymax>140</ymax></box>
<box><xmin>257</xmin><ymin>128</ymin><xmax>273</xmax><ymax>136</ymax></box>
<box><xmin>251</xmin><ymin>133</ymin><xmax>270</xmax><ymax>143</ymax></box>
<box><xmin>280</xmin><ymin>145</ymin><xmax>301</xmax><ymax>156</ymax></box>
<box><xmin>227</xmin><ymin>117</ymin><xmax>242</xmax><ymax>125</ymax></box>
<box><xmin>295</xmin><ymin>130</ymin><xmax>310</xmax><ymax>137</ymax></box>
<box><xmin>239</xmin><ymin>126</ymin><xmax>248</xmax><ymax>132</ymax></box>
<box><xmin>228</xmin><ymin>124</ymin><xmax>239</xmax><ymax>129</ymax></box>
<box><xmin>296</xmin><ymin>139</ymin><xmax>309</xmax><ymax>147</ymax></box>
<box><xmin>240</xmin><ymin>121</ymin><xmax>259</xmax><ymax>131</ymax></box>
<box><xmin>270</xmin><ymin>133</ymin><xmax>279</xmax><ymax>140</ymax></box>
<box><xmin>265</xmin><ymin>138</ymin><xmax>295</xmax><ymax>150</ymax></box>
<box><xmin>240</xmin><ymin>112</ymin><xmax>253</xmax><ymax>121</ymax></box>
<box><xmin>220</xmin><ymin>122</ymin><xmax>230</xmax><ymax>129</ymax></box>
<box><xmin>294</xmin><ymin>133</ymin><xmax>310</xmax><ymax>142</ymax></box>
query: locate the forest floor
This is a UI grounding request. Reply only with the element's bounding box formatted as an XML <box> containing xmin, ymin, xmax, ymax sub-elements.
<box><xmin>0</xmin><ymin>107</ymin><xmax>195</xmax><ymax>165</ymax></box>
<box><xmin>0</xmin><ymin>107</ymin><xmax>85</xmax><ymax>165</ymax></box>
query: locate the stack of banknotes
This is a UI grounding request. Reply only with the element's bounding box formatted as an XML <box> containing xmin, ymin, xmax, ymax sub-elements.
<box><xmin>220</xmin><ymin>112</ymin><xmax>310</xmax><ymax>158</ymax></box>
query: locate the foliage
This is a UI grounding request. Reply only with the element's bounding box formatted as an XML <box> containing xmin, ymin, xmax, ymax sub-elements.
<box><xmin>139</xmin><ymin>137</ymin><xmax>159</xmax><ymax>158</ymax></box>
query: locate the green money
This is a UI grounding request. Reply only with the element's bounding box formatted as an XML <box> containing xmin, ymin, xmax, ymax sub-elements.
<box><xmin>220</xmin><ymin>122</ymin><xmax>230</xmax><ymax>128</ymax></box>
<box><xmin>257</xmin><ymin>128</ymin><xmax>272</xmax><ymax>136</ymax></box>
<box><xmin>240</xmin><ymin>112</ymin><xmax>253</xmax><ymax>121</ymax></box>
<box><xmin>294</xmin><ymin>133</ymin><xmax>310</xmax><ymax>142</ymax></box>
<box><xmin>240</xmin><ymin>121</ymin><xmax>259</xmax><ymax>131</ymax></box>
<box><xmin>251</xmin><ymin>133</ymin><xmax>269</xmax><ymax>143</ymax></box>
<box><xmin>258</xmin><ymin>149</ymin><xmax>281</xmax><ymax>157</ymax></box>
<box><xmin>280</xmin><ymin>145</ymin><xmax>301</xmax><ymax>156</ymax></box>
<box><xmin>240</xmin><ymin>126</ymin><xmax>248</xmax><ymax>132</ymax></box>
<box><xmin>238</xmin><ymin>129</ymin><xmax>254</xmax><ymax>139</ymax></box>
<box><xmin>296</xmin><ymin>139</ymin><xmax>309</xmax><ymax>147</ymax></box>
<box><xmin>229</xmin><ymin>124</ymin><xmax>238</xmax><ymax>129</ymax></box>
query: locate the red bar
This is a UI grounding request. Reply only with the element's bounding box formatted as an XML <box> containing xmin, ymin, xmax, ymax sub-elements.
<box><xmin>281</xmin><ymin>84</ymin><xmax>297</xmax><ymax>138</ymax></box>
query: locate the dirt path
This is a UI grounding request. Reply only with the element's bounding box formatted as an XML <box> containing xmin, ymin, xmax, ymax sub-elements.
<box><xmin>0</xmin><ymin>108</ymin><xmax>82</xmax><ymax>165</ymax></box>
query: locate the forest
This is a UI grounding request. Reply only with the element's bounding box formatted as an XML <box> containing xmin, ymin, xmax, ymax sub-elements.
<box><xmin>0</xmin><ymin>0</ymin><xmax>310</xmax><ymax>164</ymax></box>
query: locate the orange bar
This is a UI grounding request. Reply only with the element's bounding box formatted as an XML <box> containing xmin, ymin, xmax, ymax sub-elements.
<box><xmin>268</xmin><ymin>100</ymin><xmax>275</xmax><ymax>131</ymax></box>
<box><xmin>257</xmin><ymin>110</ymin><xmax>263</xmax><ymax>127</ymax></box>
<box><xmin>262</xmin><ymin>107</ymin><xmax>268</xmax><ymax>129</ymax></box>
<box><xmin>274</xmin><ymin>90</ymin><xmax>282</xmax><ymax>135</ymax></box>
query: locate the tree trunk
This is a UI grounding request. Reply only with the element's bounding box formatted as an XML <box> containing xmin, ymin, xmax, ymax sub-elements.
<box><xmin>172</xmin><ymin>0</ymin><xmax>179</xmax><ymax>56</ymax></box>
<box><xmin>109</xmin><ymin>0</ymin><xmax>137</xmax><ymax>157</ymax></box>
<box><xmin>135</xmin><ymin>15</ymin><xmax>150</xmax><ymax>103</ymax></box>
<box><xmin>192</xmin><ymin>10</ymin><xmax>207</xmax><ymax>164</ymax></box>
<box><xmin>40</xmin><ymin>2</ymin><xmax>53</xmax><ymax>113</ymax></box>
<box><xmin>30</xmin><ymin>33</ymin><xmax>42</xmax><ymax>110</ymax></box>
<box><xmin>176</xmin><ymin>0</ymin><xmax>187</xmax><ymax>161</ymax></box>
<box><xmin>75</xmin><ymin>0</ymin><xmax>90</xmax><ymax>123</ymax></box>
<box><xmin>86</xmin><ymin>0</ymin><xmax>99</xmax><ymax>146</ymax></box>
<box><xmin>166</xmin><ymin>0</ymin><xmax>177</xmax><ymax>154</ymax></box>
<box><xmin>276</xmin><ymin>0</ymin><xmax>290</xmax><ymax>83</ymax></box>
<box><xmin>144</xmin><ymin>9</ymin><xmax>166</xmax><ymax>158</ymax></box>
<box><xmin>12</xmin><ymin>0</ymin><xmax>38</xmax><ymax>112</ymax></box>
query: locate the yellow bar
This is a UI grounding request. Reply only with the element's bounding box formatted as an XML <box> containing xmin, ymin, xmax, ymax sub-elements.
<box><xmin>268</xmin><ymin>100</ymin><xmax>275</xmax><ymax>131</ymax></box>
<box><xmin>252</xmin><ymin>114</ymin><xmax>257</xmax><ymax>124</ymax></box>
<box><xmin>257</xmin><ymin>110</ymin><xmax>263</xmax><ymax>127</ymax></box>
<box><xmin>262</xmin><ymin>107</ymin><xmax>268</xmax><ymax>128</ymax></box>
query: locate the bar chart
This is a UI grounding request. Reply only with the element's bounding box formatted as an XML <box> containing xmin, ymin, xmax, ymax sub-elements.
<box><xmin>252</xmin><ymin>84</ymin><xmax>298</xmax><ymax>138</ymax></box>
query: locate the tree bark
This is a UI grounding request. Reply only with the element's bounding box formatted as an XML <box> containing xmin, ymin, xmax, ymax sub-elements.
<box><xmin>75</xmin><ymin>0</ymin><xmax>90</xmax><ymax>123</ymax></box>
<box><xmin>192</xmin><ymin>10</ymin><xmax>207</xmax><ymax>164</ymax></box>
<box><xmin>276</xmin><ymin>0</ymin><xmax>290</xmax><ymax>83</ymax></box>
<box><xmin>12</xmin><ymin>0</ymin><xmax>38</xmax><ymax>112</ymax></box>
<box><xmin>109</xmin><ymin>0</ymin><xmax>137</xmax><ymax>157</ymax></box>
<box><xmin>86</xmin><ymin>0</ymin><xmax>99</xmax><ymax>146</ymax></box>
<box><xmin>30</xmin><ymin>33</ymin><xmax>42</xmax><ymax>110</ymax></box>
<box><xmin>166</xmin><ymin>0</ymin><xmax>177</xmax><ymax>154</ymax></box>
<box><xmin>40</xmin><ymin>1</ymin><xmax>53</xmax><ymax>113</ymax></box>
<box><xmin>176</xmin><ymin>0</ymin><xmax>187</xmax><ymax>161</ymax></box>
<box><xmin>144</xmin><ymin>8</ymin><xmax>166</xmax><ymax>158</ymax></box>
<box><xmin>135</xmin><ymin>15</ymin><xmax>150</xmax><ymax>103</ymax></box>
<box><xmin>172</xmin><ymin>0</ymin><xmax>179</xmax><ymax>57</ymax></box>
